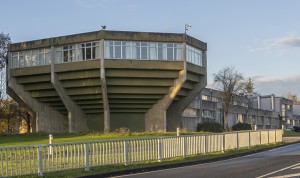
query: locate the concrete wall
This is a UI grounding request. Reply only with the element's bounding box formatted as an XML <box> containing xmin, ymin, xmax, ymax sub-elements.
<box><xmin>86</xmin><ymin>113</ymin><xmax>145</xmax><ymax>132</ymax></box>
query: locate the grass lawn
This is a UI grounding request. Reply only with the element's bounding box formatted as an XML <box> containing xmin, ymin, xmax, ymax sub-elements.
<box><xmin>0</xmin><ymin>131</ymin><xmax>204</xmax><ymax>147</ymax></box>
<box><xmin>283</xmin><ymin>130</ymin><xmax>300</xmax><ymax>137</ymax></box>
<box><xmin>20</xmin><ymin>143</ymin><xmax>283</xmax><ymax>178</ymax></box>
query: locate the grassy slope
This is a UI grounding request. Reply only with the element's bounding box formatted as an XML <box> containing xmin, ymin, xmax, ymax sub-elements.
<box><xmin>283</xmin><ymin>130</ymin><xmax>300</xmax><ymax>137</ymax></box>
<box><xmin>0</xmin><ymin>132</ymin><xmax>203</xmax><ymax>147</ymax></box>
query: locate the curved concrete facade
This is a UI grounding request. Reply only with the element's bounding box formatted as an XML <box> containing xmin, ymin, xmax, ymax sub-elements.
<box><xmin>7</xmin><ymin>30</ymin><xmax>207</xmax><ymax>133</ymax></box>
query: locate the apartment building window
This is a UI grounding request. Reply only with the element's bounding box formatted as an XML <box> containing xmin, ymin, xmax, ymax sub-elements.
<box><xmin>202</xmin><ymin>109</ymin><xmax>214</xmax><ymax>118</ymax></box>
<box><xmin>281</xmin><ymin>104</ymin><xmax>286</xmax><ymax>117</ymax></box>
<box><xmin>80</xmin><ymin>42</ymin><xmax>100</xmax><ymax>60</ymax></box>
<box><xmin>201</xmin><ymin>95</ymin><xmax>209</xmax><ymax>101</ymax></box>
<box><xmin>63</xmin><ymin>45</ymin><xmax>75</xmax><ymax>62</ymax></box>
<box><xmin>211</xmin><ymin>97</ymin><xmax>219</xmax><ymax>102</ymax></box>
<box><xmin>105</xmin><ymin>41</ymin><xmax>182</xmax><ymax>61</ymax></box>
<box><xmin>182</xmin><ymin>108</ymin><xmax>197</xmax><ymax>117</ymax></box>
<box><xmin>39</xmin><ymin>49</ymin><xmax>51</xmax><ymax>65</ymax></box>
<box><xmin>186</xmin><ymin>45</ymin><xmax>202</xmax><ymax>66</ymax></box>
<box><xmin>237</xmin><ymin>114</ymin><xmax>243</xmax><ymax>123</ymax></box>
<box><xmin>287</xmin><ymin>104</ymin><xmax>291</xmax><ymax>110</ymax></box>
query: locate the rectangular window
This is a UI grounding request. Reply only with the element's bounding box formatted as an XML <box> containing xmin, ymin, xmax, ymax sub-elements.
<box><xmin>186</xmin><ymin>45</ymin><xmax>202</xmax><ymax>66</ymax></box>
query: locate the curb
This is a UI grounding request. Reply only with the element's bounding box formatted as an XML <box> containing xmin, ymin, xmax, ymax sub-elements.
<box><xmin>79</xmin><ymin>141</ymin><xmax>300</xmax><ymax>178</ymax></box>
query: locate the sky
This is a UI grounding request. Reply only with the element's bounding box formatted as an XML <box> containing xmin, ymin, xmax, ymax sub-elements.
<box><xmin>1</xmin><ymin>0</ymin><xmax>300</xmax><ymax>97</ymax></box>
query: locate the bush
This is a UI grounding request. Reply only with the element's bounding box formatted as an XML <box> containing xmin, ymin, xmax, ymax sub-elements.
<box><xmin>231</xmin><ymin>122</ymin><xmax>252</xmax><ymax>131</ymax></box>
<box><xmin>197</xmin><ymin>122</ymin><xmax>224</xmax><ymax>133</ymax></box>
<box><xmin>293</xmin><ymin>126</ymin><xmax>300</xmax><ymax>132</ymax></box>
<box><xmin>114</xmin><ymin>127</ymin><xmax>131</xmax><ymax>135</ymax></box>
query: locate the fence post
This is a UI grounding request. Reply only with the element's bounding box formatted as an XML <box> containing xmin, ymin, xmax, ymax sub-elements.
<box><xmin>183</xmin><ymin>136</ymin><xmax>187</xmax><ymax>158</ymax></box>
<box><xmin>249</xmin><ymin>131</ymin><xmax>251</xmax><ymax>147</ymax></box>
<box><xmin>275</xmin><ymin>129</ymin><xmax>277</xmax><ymax>142</ymax></box>
<box><xmin>260</xmin><ymin>131</ymin><xmax>262</xmax><ymax>145</ymax></box>
<box><xmin>237</xmin><ymin>132</ymin><xmax>239</xmax><ymax>149</ymax></box>
<box><xmin>124</xmin><ymin>140</ymin><xmax>129</xmax><ymax>165</ymax></box>
<box><xmin>84</xmin><ymin>143</ymin><xmax>90</xmax><ymax>171</ymax></box>
<box><xmin>37</xmin><ymin>146</ymin><xmax>43</xmax><ymax>176</ymax></box>
<box><xmin>49</xmin><ymin>134</ymin><xmax>53</xmax><ymax>155</ymax></box>
<box><xmin>222</xmin><ymin>133</ymin><xmax>225</xmax><ymax>153</ymax></box>
<box><xmin>268</xmin><ymin>130</ymin><xmax>270</xmax><ymax>144</ymax></box>
<box><xmin>158</xmin><ymin>138</ymin><xmax>163</xmax><ymax>162</ymax></box>
<box><xmin>204</xmin><ymin>135</ymin><xmax>208</xmax><ymax>154</ymax></box>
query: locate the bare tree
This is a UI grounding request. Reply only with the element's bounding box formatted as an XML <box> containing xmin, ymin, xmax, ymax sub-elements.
<box><xmin>213</xmin><ymin>66</ymin><xmax>245</xmax><ymax>131</ymax></box>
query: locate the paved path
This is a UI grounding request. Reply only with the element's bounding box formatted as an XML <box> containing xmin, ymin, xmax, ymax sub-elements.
<box><xmin>114</xmin><ymin>142</ymin><xmax>300</xmax><ymax>178</ymax></box>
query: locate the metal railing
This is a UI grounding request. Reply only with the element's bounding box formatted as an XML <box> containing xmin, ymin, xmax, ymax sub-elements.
<box><xmin>0</xmin><ymin>129</ymin><xmax>282</xmax><ymax>177</ymax></box>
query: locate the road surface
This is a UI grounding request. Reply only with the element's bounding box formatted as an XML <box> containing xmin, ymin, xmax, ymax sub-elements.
<box><xmin>114</xmin><ymin>143</ymin><xmax>300</xmax><ymax>178</ymax></box>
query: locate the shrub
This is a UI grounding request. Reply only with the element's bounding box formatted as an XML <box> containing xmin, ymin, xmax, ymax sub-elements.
<box><xmin>115</xmin><ymin>127</ymin><xmax>131</xmax><ymax>135</ymax></box>
<box><xmin>231</xmin><ymin>122</ymin><xmax>252</xmax><ymax>131</ymax></box>
<box><xmin>293</xmin><ymin>126</ymin><xmax>300</xmax><ymax>132</ymax></box>
<box><xmin>197</xmin><ymin>122</ymin><xmax>224</xmax><ymax>133</ymax></box>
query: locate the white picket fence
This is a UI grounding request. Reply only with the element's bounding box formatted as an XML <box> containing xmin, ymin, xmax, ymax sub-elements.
<box><xmin>0</xmin><ymin>129</ymin><xmax>282</xmax><ymax>177</ymax></box>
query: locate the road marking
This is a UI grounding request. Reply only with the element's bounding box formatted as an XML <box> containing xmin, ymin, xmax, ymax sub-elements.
<box><xmin>257</xmin><ymin>162</ymin><xmax>300</xmax><ymax>178</ymax></box>
<box><xmin>269</xmin><ymin>173</ymin><xmax>300</xmax><ymax>178</ymax></box>
<box><xmin>113</xmin><ymin>144</ymin><xmax>300</xmax><ymax>178</ymax></box>
<box><xmin>292</xmin><ymin>166</ymin><xmax>300</xmax><ymax>169</ymax></box>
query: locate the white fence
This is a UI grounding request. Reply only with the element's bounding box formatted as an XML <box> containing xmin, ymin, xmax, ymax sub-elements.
<box><xmin>0</xmin><ymin>130</ymin><xmax>282</xmax><ymax>177</ymax></box>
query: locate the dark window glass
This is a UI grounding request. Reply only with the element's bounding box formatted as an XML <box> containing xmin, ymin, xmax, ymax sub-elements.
<box><xmin>86</xmin><ymin>47</ymin><xmax>91</xmax><ymax>60</ymax></box>
<box><xmin>82</xmin><ymin>48</ymin><xmax>86</xmax><ymax>60</ymax></box>
<box><xmin>167</xmin><ymin>48</ymin><xmax>173</xmax><ymax>60</ymax></box>
<box><xmin>115</xmin><ymin>46</ymin><xmax>121</xmax><ymax>58</ymax></box>
<box><xmin>63</xmin><ymin>51</ymin><xmax>69</xmax><ymax>62</ymax></box>
<box><xmin>92</xmin><ymin>47</ymin><xmax>96</xmax><ymax>59</ymax></box>
<box><xmin>141</xmin><ymin>47</ymin><xmax>147</xmax><ymax>59</ymax></box>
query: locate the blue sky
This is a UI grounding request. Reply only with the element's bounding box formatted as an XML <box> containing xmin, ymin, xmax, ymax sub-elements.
<box><xmin>1</xmin><ymin>0</ymin><xmax>300</xmax><ymax>96</ymax></box>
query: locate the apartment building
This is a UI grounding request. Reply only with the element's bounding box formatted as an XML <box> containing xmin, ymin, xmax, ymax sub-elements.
<box><xmin>182</xmin><ymin>88</ymin><xmax>299</xmax><ymax>131</ymax></box>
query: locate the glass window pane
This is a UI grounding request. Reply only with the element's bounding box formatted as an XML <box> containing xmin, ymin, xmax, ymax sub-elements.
<box><xmin>141</xmin><ymin>46</ymin><xmax>147</xmax><ymax>59</ymax></box>
<box><xmin>86</xmin><ymin>47</ymin><xmax>91</xmax><ymax>60</ymax></box>
<box><xmin>115</xmin><ymin>46</ymin><xmax>121</xmax><ymax>58</ymax></box>
<box><xmin>167</xmin><ymin>48</ymin><xmax>173</xmax><ymax>60</ymax></box>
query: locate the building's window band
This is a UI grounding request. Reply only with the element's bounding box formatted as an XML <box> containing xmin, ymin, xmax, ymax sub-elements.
<box><xmin>10</xmin><ymin>40</ymin><xmax>203</xmax><ymax>69</ymax></box>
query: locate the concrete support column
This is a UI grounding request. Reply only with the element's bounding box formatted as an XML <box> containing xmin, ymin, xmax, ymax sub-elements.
<box><xmin>145</xmin><ymin>42</ymin><xmax>188</xmax><ymax>132</ymax></box>
<box><xmin>100</xmin><ymin>39</ymin><xmax>110</xmax><ymax>133</ymax></box>
<box><xmin>166</xmin><ymin>50</ymin><xmax>207</xmax><ymax>131</ymax></box>
<box><xmin>50</xmin><ymin>46</ymin><xmax>88</xmax><ymax>133</ymax></box>
<box><xmin>7</xmin><ymin>78</ymin><xmax>66</xmax><ymax>133</ymax></box>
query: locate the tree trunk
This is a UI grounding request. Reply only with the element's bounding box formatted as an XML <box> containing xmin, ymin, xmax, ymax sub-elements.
<box><xmin>26</xmin><ymin>112</ymin><xmax>31</xmax><ymax>133</ymax></box>
<box><xmin>224</xmin><ymin>111</ymin><xmax>229</xmax><ymax>131</ymax></box>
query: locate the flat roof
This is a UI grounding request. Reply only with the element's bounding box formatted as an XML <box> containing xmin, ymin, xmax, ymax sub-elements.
<box><xmin>9</xmin><ymin>30</ymin><xmax>207</xmax><ymax>52</ymax></box>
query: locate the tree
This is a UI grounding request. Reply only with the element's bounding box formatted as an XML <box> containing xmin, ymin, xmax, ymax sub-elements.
<box><xmin>244</xmin><ymin>77</ymin><xmax>254</xmax><ymax>93</ymax></box>
<box><xmin>0</xmin><ymin>32</ymin><xmax>11</xmax><ymax>70</ymax></box>
<box><xmin>213</xmin><ymin>66</ymin><xmax>245</xmax><ymax>131</ymax></box>
<box><xmin>285</xmin><ymin>92</ymin><xmax>300</xmax><ymax>105</ymax></box>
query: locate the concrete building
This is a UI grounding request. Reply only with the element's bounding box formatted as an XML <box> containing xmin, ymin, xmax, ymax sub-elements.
<box><xmin>182</xmin><ymin>88</ymin><xmax>293</xmax><ymax>131</ymax></box>
<box><xmin>7</xmin><ymin>30</ymin><xmax>207</xmax><ymax>133</ymax></box>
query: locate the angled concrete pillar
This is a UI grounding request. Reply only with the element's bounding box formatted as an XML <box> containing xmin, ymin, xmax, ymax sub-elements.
<box><xmin>50</xmin><ymin>46</ymin><xmax>88</xmax><ymax>133</ymax></box>
<box><xmin>145</xmin><ymin>42</ymin><xmax>188</xmax><ymax>132</ymax></box>
<box><xmin>7</xmin><ymin>78</ymin><xmax>67</xmax><ymax>133</ymax></box>
<box><xmin>100</xmin><ymin>39</ymin><xmax>110</xmax><ymax>132</ymax></box>
<box><xmin>167</xmin><ymin>51</ymin><xmax>207</xmax><ymax>131</ymax></box>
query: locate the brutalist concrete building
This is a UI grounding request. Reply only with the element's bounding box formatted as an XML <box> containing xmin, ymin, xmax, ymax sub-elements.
<box><xmin>182</xmin><ymin>88</ymin><xmax>300</xmax><ymax>131</ymax></box>
<box><xmin>7</xmin><ymin>30</ymin><xmax>207</xmax><ymax>133</ymax></box>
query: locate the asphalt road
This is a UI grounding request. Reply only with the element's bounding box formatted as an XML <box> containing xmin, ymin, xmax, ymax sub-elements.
<box><xmin>114</xmin><ymin>143</ymin><xmax>300</xmax><ymax>178</ymax></box>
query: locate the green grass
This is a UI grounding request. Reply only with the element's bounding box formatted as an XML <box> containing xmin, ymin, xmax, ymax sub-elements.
<box><xmin>0</xmin><ymin>132</ymin><xmax>205</xmax><ymax>147</ymax></box>
<box><xmin>283</xmin><ymin>130</ymin><xmax>300</xmax><ymax>137</ymax></box>
<box><xmin>18</xmin><ymin>142</ymin><xmax>283</xmax><ymax>178</ymax></box>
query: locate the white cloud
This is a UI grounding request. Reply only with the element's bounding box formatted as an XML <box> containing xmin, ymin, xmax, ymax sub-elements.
<box><xmin>254</xmin><ymin>75</ymin><xmax>300</xmax><ymax>97</ymax></box>
<box><xmin>248</xmin><ymin>33</ymin><xmax>300</xmax><ymax>55</ymax></box>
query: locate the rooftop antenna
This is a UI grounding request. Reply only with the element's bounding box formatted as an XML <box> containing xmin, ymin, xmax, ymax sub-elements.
<box><xmin>101</xmin><ymin>25</ymin><xmax>106</xmax><ymax>30</ymax></box>
<box><xmin>185</xmin><ymin>24</ymin><xmax>192</xmax><ymax>34</ymax></box>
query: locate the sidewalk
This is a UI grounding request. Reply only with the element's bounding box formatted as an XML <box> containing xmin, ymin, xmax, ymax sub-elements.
<box><xmin>283</xmin><ymin>136</ymin><xmax>300</xmax><ymax>143</ymax></box>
